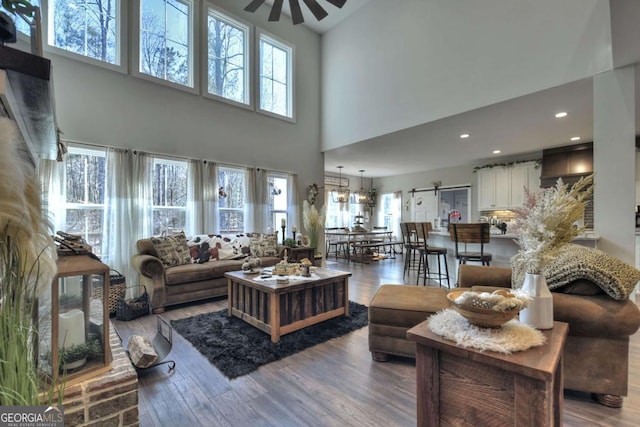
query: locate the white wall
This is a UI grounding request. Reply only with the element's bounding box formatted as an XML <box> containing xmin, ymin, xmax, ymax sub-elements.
<box><xmin>321</xmin><ymin>0</ymin><xmax>613</xmax><ymax>151</ymax></box>
<box><xmin>49</xmin><ymin>0</ymin><xmax>323</xmax><ymax>211</ymax></box>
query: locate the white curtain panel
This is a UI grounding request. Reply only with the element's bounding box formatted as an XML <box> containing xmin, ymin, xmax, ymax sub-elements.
<box><xmin>38</xmin><ymin>158</ymin><xmax>66</xmax><ymax>234</ymax></box>
<box><xmin>186</xmin><ymin>159</ymin><xmax>204</xmax><ymax>235</ymax></box>
<box><xmin>203</xmin><ymin>161</ymin><xmax>218</xmax><ymax>233</ymax></box>
<box><xmin>244</xmin><ymin>168</ymin><xmax>258</xmax><ymax>232</ymax></box>
<box><xmin>287</xmin><ymin>173</ymin><xmax>299</xmax><ymax>233</ymax></box>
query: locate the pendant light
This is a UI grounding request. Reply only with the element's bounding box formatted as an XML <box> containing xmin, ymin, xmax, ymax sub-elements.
<box><xmin>333</xmin><ymin>166</ymin><xmax>350</xmax><ymax>203</ymax></box>
<box><xmin>355</xmin><ymin>170</ymin><xmax>368</xmax><ymax>204</ymax></box>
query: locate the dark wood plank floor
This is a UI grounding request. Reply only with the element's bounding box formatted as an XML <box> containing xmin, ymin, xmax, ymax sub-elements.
<box><xmin>113</xmin><ymin>256</ymin><xmax>640</xmax><ymax>427</ymax></box>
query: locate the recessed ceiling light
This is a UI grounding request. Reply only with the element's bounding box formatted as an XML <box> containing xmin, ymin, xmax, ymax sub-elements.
<box><xmin>492</xmin><ymin>150</ymin><xmax>501</xmax><ymax>154</ymax></box>
<box><xmin>555</xmin><ymin>112</ymin><xmax>568</xmax><ymax>118</ymax></box>
<box><xmin>460</xmin><ymin>133</ymin><xmax>470</xmax><ymax>139</ymax></box>
<box><xmin>570</xmin><ymin>136</ymin><xmax>580</xmax><ymax>141</ymax></box>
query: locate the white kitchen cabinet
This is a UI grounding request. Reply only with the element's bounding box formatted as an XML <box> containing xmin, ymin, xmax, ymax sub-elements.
<box><xmin>478</xmin><ymin>162</ymin><xmax>539</xmax><ymax>211</ymax></box>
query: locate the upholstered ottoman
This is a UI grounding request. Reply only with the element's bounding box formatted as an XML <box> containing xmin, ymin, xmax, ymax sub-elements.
<box><xmin>369</xmin><ymin>285</ymin><xmax>449</xmax><ymax>361</ymax></box>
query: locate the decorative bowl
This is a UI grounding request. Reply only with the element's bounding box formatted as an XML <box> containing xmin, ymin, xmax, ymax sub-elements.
<box><xmin>446</xmin><ymin>289</ymin><xmax>525</xmax><ymax>328</ymax></box>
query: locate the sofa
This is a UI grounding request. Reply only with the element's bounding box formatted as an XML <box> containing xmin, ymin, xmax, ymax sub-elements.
<box><xmin>131</xmin><ymin>232</ymin><xmax>282</xmax><ymax>313</ymax></box>
<box><xmin>458</xmin><ymin>264</ymin><xmax>640</xmax><ymax>407</ymax></box>
<box><xmin>369</xmin><ymin>263</ymin><xmax>640</xmax><ymax>407</ymax></box>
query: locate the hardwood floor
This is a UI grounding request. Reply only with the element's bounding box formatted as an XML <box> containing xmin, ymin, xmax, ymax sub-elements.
<box><xmin>113</xmin><ymin>256</ymin><xmax>640</xmax><ymax>427</ymax></box>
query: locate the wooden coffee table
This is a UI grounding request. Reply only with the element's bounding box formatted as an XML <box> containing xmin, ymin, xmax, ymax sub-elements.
<box><xmin>225</xmin><ymin>268</ymin><xmax>352</xmax><ymax>342</ymax></box>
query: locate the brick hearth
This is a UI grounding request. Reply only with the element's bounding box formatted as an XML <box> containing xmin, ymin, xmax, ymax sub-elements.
<box><xmin>61</xmin><ymin>325</ymin><xmax>138</xmax><ymax>426</ymax></box>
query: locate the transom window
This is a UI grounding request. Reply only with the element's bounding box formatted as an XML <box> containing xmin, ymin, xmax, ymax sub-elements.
<box><xmin>139</xmin><ymin>0</ymin><xmax>194</xmax><ymax>87</ymax></box>
<box><xmin>206</xmin><ymin>8</ymin><xmax>250</xmax><ymax>105</ymax></box>
<box><xmin>258</xmin><ymin>32</ymin><xmax>293</xmax><ymax>119</ymax></box>
<box><xmin>48</xmin><ymin>0</ymin><xmax>120</xmax><ymax>65</ymax></box>
<box><xmin>152</xmin><ymin>158</ymin><xmax>187</xmax><ymax>235</ymax></box>
<box><xmin>218</xmin><ymin>166</ymin><xmax>245</xmax><ymax>233</ymax></box>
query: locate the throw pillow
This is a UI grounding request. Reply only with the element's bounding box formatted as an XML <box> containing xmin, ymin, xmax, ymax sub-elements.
<box><xmin>151</xmin><ymin>231</ymin><xmax>192</xmax><ymax>267</ymax></box>
<box><xmin>249</xmin><ymin>232</ymin><xmax>278</xmax><ymax>257</ymax></box>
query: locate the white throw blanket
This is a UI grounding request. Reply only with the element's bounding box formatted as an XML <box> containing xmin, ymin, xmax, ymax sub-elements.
<box><xmin>428</xmin><ymin>309</ymin><xmax>546</xmax><ymax>354</ymax></box>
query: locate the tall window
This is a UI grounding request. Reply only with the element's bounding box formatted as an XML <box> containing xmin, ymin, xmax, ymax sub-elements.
<box><xmin>48</xmin><ymin>0</ymin><xmax>120</xmax><ymax>65</ymax></box>
<box><xmin>259</xmin><ymin>32</ymin><xmax>293</xmax><ymax>119</ymax></box>
<box><xmin>218</xmin><ymin>166</ymin><xmax>245</xmax><ymax>233</ymax></box>
<box><xmin>206</xmin><ymin>8</ymin><xmax>250</xmax><ymax>105</ymax></box>
<box><xmin>64</xmin><ymin>147</ymin><xmax>106</xmax><ymax>257</ymax></box>
<box><xmin>139</xmin><ymin>0</ymin><xmax>194</xmax><ymax>87</ymax></box>
<box><xmin>152</xmin><ymin>158</ymin><xmax>187</xmax><ymax>235</ymax></box>
<box><xmin>269</xmin><ymin>175</ymin><xmax>288</xmax><ymax>232</ymax></box>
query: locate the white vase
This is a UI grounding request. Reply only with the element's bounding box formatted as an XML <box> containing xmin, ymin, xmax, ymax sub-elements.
<box><xmin>519</xmin><ymin>273</ymin><xmax>554</xmax><ymax>329</ymax></box>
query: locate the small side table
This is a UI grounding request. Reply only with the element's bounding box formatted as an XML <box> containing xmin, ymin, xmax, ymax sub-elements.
<box><xmin>407</xmin><ymin>321</ymin><xmax>568</xmax><ymax>427</ymax></box>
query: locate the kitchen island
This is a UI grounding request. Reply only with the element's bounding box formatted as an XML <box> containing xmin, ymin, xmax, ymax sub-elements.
<box><xmin>427</xmin><ymin>229</ymin><xmax>599</xmax><ymax>285</ymax></box>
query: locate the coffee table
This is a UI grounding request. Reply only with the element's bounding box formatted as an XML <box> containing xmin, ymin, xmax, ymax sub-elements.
<box><xmin>225</xmin><ymin>268</ymin><xmax>352</xmax><ymax>343</ymax></box>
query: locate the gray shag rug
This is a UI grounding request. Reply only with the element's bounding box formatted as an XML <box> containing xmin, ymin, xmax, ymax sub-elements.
<box><xmin>171</xmin><ymin>301</ymin><xmax>368</xmax><ymax>379</ymax></box>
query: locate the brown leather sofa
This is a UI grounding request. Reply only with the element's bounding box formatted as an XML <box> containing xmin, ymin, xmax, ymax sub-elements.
<box><xmin>131</xmin><ymin>238</ymin><xmax>280</xmax><ymax>313</ymax></box>
<box><xmin>457</xmin><ymin>264</ymin><xmax>640</xmax><ymax>407</ymax></box>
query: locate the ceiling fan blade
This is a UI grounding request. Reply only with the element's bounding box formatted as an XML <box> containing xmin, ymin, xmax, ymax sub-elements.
<box><xmin>302</xmin><ymin>0</ymin><xmax>328</xmax><ymax>21</ymax></box>
<box><xmin>244</xmin><ymin>0</ymin><xmax>266</xmax><ymax>13</ymax></box>
<box><xmin>289</xmin><ymin>0</ymin><xmax>304</xmax><ymax>24</ymax></box>
<box><xmin>269</xmin><ymin>0</ymin><xmax>284</xmax><ymax>21</ymax></box>
<box><xmin>326</xmin><ymin>0</ymin><xmax>347</xmax><ymax>8</ymax></box>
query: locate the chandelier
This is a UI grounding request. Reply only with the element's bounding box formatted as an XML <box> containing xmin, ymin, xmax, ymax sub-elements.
<box><xmin>244</xmin><ymin>0</ymin><xmax>347</xmax><ymax>25</ymax></box>
<box><xmin>333</xmin><ymin>165</ymin><xmax>350</xmax><ymax>203</ymax></box>
<box><xmin>354</xmin><ymin>169</ymin><xmax>368</xmax><ymax>204</ymax></box>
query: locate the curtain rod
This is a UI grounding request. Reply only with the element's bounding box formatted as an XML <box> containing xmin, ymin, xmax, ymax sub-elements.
<box><xmin>409</xmin><ymin>184</ymin><xmax>471</xmax><ymax>195</ymax></box>
<box><xmin>64</xmin><ymin>138</ymin><xmax>297</xmax><ymax>175</ymax></box>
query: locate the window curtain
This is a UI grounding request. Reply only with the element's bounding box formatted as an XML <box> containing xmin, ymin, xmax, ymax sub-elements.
<box><xmin>287</xmin><ymin>173</ymin><xmax>299</xmax><ymax>231</ymax></box>
<box><xmin>38</xmin><ymin>158</ymin><xmax>66</xmax><ymax>234</ymax></box>
<box><xmin>103</xmin><ymin>149</ymin><xmax>153</xmax><ymax>297</ymax></box>
<box><xmin>245</xmin><ymin>168</ymin><xmax>270</xmax><ymax>233</ymax></box>
<box><xmin>186</xmin><ymin>160</ymin><xmax>218</xmax><ymax>235</ymax></box>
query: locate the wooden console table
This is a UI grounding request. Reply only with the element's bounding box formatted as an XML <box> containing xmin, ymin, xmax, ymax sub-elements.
<box><xmin>407</xmin><ymin>321</ymin><xmax>568</xmax><ymax>426</ymax></box>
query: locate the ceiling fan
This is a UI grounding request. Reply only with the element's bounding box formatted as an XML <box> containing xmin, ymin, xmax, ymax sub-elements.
<box><xmin>244</xmin><ymin>0</ymin><xmax>347</xmax><ymax>25</ymax></box>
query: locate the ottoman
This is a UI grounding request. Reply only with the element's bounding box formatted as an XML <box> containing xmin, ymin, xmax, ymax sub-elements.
<box><xmin>368</xmin><ymin>285</ymin><xmax>450</xmax><ymax>361</ymax></box>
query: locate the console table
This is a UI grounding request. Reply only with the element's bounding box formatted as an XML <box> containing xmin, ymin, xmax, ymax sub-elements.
<box><xmin>407</xmin><ymin>321</ymin><xmax>568</xmax><ymax>426</ymax></box>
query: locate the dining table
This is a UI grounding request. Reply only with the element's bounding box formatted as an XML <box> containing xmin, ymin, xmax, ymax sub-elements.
<box><xmin>324</xmin><ymin>229</ymin><xmax>396</xmax><ymax>262</ymax></box>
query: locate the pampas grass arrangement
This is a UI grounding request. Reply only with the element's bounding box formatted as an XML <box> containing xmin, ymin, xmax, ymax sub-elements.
<box><xmin>302</xmin><ymin>200</ymin><xmax>325</xmax><ymax>256</ymax></box>
<box><xmin>510</xmin><ymin>174</ymin><xmax>594</xmax><ymax>275</ymax></box>
<box><xmin>0</xmin><ymin>117</ymin><xmax>58</xmax><ymax>405</ymax></box>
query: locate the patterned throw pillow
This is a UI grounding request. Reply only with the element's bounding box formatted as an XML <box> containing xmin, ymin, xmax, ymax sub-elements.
<box><xmin>151</xmin><ymin>232</ymin><xmax>192</xmax><ymax>267</ymax></box>
<box><xmin>249</xmin><ymin>232</ymin><xmax>278</xmax><ymax>257</ymax></box>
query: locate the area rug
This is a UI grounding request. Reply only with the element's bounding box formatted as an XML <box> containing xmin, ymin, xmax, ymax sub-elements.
<box><xmin>428</xmin><ymin>309</ymin><xmax>546</xmax><ymax>354</ymax></box>
<box><xmin>170</xmin><ymin>301</ymin><xmax>368</xmax><ymax>379</ymax></box>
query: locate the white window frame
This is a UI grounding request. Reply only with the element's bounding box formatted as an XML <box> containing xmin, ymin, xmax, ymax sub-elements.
<box><xmin>152</xmin><ymin>157</ymin><xmax>188</xmax><ymax>236</ymax></box>
<box><xmin>218</xmin><ymin>165</ymin><xmax>246</xmax><ymax>234</ymax></box>
<box><xmin>63</xmin><ymin>146</ymin><xmax>107</xmax><ymax>258</ymax></box>
<box><xmin>202</xmin><ymin>2</ymin><xmax>252</xmax><ymax>110</ymax></box>
<box><xmin>256</xmin><ymin>28</ymin><xmax>295</xmax><ymax>122</ymax></box>
<box><xmin>44</xmin><ymin>0</ymin><xmax>127</xmax><ymax>74</ymax></box>
<box><xmin>131</xmin><ymin>0</ymin><xmax>199</xmax><ymax>94</ymax></box>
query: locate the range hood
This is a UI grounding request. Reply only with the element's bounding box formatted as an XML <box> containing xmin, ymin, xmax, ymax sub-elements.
<box><xmin>540</xmin><ymin>142</ymin><xmax>593</xmax><ymax>188</ymax></box>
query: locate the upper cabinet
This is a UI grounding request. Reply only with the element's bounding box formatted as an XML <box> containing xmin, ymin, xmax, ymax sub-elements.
<box><xmin>477</xmin><ymin>161</ymin><xmax>540</xmax><ymax>211</ymax></box>
<box><xmin>540</xmin><ymin>142</ymin><xmax>593</xmax><ymax>187</ymax></box>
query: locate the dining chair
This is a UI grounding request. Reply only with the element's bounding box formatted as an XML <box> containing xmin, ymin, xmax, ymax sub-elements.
<box><xmin>450</xmin><ymin>223</ymin><xmax>492</xmax><ymax>266</ymax></box>
<box><xmin>325</xmin><ymin>227</ymin><xmax>350</xmax><ymax>259</ymax></box>
<box><xmin>415</xmin><ymin>222</ymin><xmax>450</xmax><ymax>288</ymax></box>
<box><xmin>401</xmin><ymin>222</ymin><xmax>421</xmax><ymax>278</ymax></box>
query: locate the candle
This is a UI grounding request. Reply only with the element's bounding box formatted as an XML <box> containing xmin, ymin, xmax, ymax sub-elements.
<box><xmin>281</xmin><ymin>218</ymin><xmax>286</xmax><ymax>227</ymax></box>
<box><xmin>59</xmin><ymin>308</ymin><xmax>85</xmax><ymax>349</ymax></box>
<box><xmin>292</xmin><ymin>226</ymin><xmax>297</xmax><ymax>233</ymax></box>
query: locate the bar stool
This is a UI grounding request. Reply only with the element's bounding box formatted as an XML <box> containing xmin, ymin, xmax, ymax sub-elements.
<box><xmin>415</xmin><ymin>222</ymin><xmax>450</xmax><ymax>288</ymax></box>
<box><xmin>401</xmin><ymin>222</ymin><xmax>420</xmax><ymax>278</ymax></box>
<box><xmin>450</xmin><ymin>223</ymin><xmax>492</xmax><ymax>266</ymax></box>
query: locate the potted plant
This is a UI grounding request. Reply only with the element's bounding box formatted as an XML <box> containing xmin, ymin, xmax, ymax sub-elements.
<box><xmin>302</xmin><ymin>200</ymin><xmax>325</xmax><ymax>257</ymax></box>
